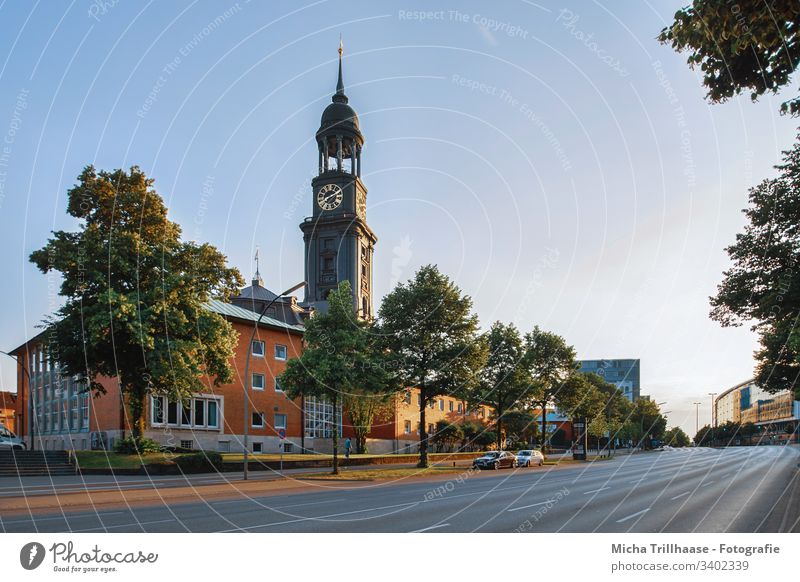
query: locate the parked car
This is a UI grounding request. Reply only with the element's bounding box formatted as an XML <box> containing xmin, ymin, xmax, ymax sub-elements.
<box><xmin>473</xmin><ymin>451</ymin><xmax>518</xmax><ymax>470</ymax></box>
<box><xmin>0</xmin><ymin>425</ymin><xmax>25</xmax><ymax>450</ymax></box>
<box><xmin>516</xmin><ymin>449</ymin><xmax>544</xmax><ymax>467</ymax></box>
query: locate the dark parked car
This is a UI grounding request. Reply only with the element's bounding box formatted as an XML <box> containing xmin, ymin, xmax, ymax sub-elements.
<box><xmin>472</xmin><ymin>451</ymin><xmax>518</xmax><ymax>470</ymax></box>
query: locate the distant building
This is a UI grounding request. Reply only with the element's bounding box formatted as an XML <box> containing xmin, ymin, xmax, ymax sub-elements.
<box><xmin>579</xmin><ymin>359</ymin><xmax>640</xmax><ymax>401</ymax></box>
<box><xmin>715</xmin><ymin>379</ymin><xmax>800</xmax><ymax>444</ymax></box>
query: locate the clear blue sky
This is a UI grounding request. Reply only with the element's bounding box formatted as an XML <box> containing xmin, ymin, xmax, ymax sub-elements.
<box><xmin>0</xmin><ymin>1</ymin><xmax>796</xmax><ymax>438</ymax></box>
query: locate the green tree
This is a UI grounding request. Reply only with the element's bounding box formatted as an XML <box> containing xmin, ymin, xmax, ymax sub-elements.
<box><xmin>280</xmin><ymin>281</ymin><xmax>397</xmax><ymax>474</ymax></box>
<box><xmin>30</xmin><ymin>166</ymin><xmax>243</xmax><ymax>442</ymax></box>
<box><xmin>694</xmin><ymin>424</ymin><xmax>712</xmax><ymax>446</ymax></box>
<box><xmin>345</xmin><ymin>391</ymin><xmax>395</xmax><ymax>455</ymax></box>
<box><xmin>470</xmin><ymin>321</ymin><xmax>531</xmax><ymax>450</ymax></box>
<box><xmin>583</xmin><ymin>372</ymin><xmax>633</xmax><ymax>451</ymax></box>
<box><xmin>432</xmin><ymin>420</ymin><xmax>463</xmax><ymax>452</ymax></box>
<box><xmin>502</xmin><ymin>409</ymin><xmax>539</xmax><ymax>445</ymax></box>
<box><xmin>630</xmin><ymin>399</ymin><xmax>668</xmax><ymax>449</ymax></box>
<box><xmin>377</xmin><ymin>265</ymin><xmax>488</xmax><ymax>468</ymax></box>
<box><xmin>658</xmin><ymin>1</ymin><xmax>800</xmax><ymax>116</ymax></box>
<box><xmin>664</xmin><ymin>426</ymin><xmax>691</xmax><ymax>447</ymax></box>
<box><xmin>709</xmin><ymin>136</ymin><xmax>800</xmax><ymax>398</ymax></box>
<box><xmin>522</xmin><ymin>327</ymin><xmax>580</xmax><ymax>452</ymax></box>
<box><xmin>460</xmin><ymin>420</ymin><xmax>483</xmax><ymax>451</ymax></box>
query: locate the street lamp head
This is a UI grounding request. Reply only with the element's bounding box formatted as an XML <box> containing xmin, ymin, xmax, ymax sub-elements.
<box><xmin>280</xmin><ymin>281</ymin><xmax>307</xmax><ymax>297</ymax></box>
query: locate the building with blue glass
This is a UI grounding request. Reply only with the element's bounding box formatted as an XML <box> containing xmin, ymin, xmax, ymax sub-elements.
<box><xmin>579</xmin><ymin>359</ymin><xmax>641</xmax><ymax>401</ymax></box>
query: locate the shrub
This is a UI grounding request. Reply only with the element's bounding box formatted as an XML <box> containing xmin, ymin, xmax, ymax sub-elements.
<box><xmin>114</xmin><ymin>436</ymin><xmax>162</xmax><ymax>455</ymax></box>
<box><xmin>174</xmin><ymin>451</ymin><xmax>223</xmax><ymax>473</ymax></box>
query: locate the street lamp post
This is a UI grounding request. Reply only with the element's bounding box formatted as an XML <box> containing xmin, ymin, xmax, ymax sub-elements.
<box><xmin>708</xmin><ymin>393</ymin><xmax>717</xmax><ymax>446</ymax></box>
<box><xmin>692</xmin><ymin>401</ymin><xmax>702</xmax><ymax>441</ymax></box>
<box><xmin>242</xmin><ymin>281</ymin><xmax>306</xmax><ymax>481</ymax></box>
<box><xmin>1</xmin><ymin>350</ymin><xmax>32</xmax><ymax>449</ymax></box>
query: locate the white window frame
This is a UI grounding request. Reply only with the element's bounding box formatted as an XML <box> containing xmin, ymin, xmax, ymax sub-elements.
<box><xmin>252</xmin><ymin>373</ymin><xmax>265</xmax><ymax>391</ymax></box>
<box><xmin>251</xmin><ymin>340</ymin><xmax>265</xmax><ymax>357</ymax></box>
<box><xmin>150</xmin><ymin>395</ymin><xmax>221</xmax><ymax>430</ymax></box>
<box><xmin>438</xmin><ymin>399</ymin><xmax>444</xmax><ymax>411</ymax></box>
<box><xmin>274</xmin><ymin>378</ymin><xmax>283</xmax><ymax>393</ymax></box>
<box><xmin>404</xmin><ymin>420</ymin><xmax>411</xmax><ymax>434</ymax></box>
<box><xmin>252</xmin><ymin>411</ymin><xmax>265</xmax><ymax>428</ymax></box>
<box><xmin>274</xmin><ymin>413</ymin><xmax>287</xmax><ymax>430</ymax></box>
<box><xmin>274</xmin><ymin>344</ymin><xmax>287</xmax><ymax>361</ymax></box>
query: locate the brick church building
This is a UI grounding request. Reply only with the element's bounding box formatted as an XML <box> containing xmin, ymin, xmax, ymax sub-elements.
<box><xmin>10</xmin><ymin>48</ymin><xmax>491</xmax><ymax>454</ymax></box>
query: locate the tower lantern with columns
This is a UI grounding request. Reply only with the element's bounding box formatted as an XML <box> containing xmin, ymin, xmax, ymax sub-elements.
<box><xmin>301</xmin><ymin>40</ymin><xmax>376</xmax><ymax>318</ymax></box>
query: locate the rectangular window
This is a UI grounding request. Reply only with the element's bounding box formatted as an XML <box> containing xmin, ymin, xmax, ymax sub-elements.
<box><xmin>181</xmin><ymin>402</ymin><xmax>192</xmax><ymax>426</ymax></box>
<box><xmin>71</xmin><ymin>397</ymin><xmax>79</xmax><ymax>430</ymax></box>
<box><xmin>81</xmin><ymin>394</ymin><xmax>89</xmax><ymax>424</ymax></box>
<box><xmin>417</xmin><ymin>394</ymin><xmax>421</xmax><ymax>406</ymax></box>
<box><xmin>152</xmin><ymin>397</ymin><xmax>164</xmax><ymax>425</ymax></box>
<box><xmin>274</xmin><ymin>344</ymin><xmax>287</xmax><ymax>360</ymax></box>
<box><xmin>252</xmin><ymin>373</ymin><xmax>265</xmax><ymax>391</ymax></box>
<box><xmin>404</xmin><ymin>391</ymin><xmax>411</xmax><ymax>404</ymax></box>
<box><xmin>303</xmin><ymin>396</ymin><xmax>342</xmax><ymax>439</ymax></box>
<box><xmin>252</xmin><ymin>412</ymin><xmax>264</xmax><ymax>428</ymax></box>
<box><xmin>274</xmin><ymin>414</ymin><xmax>287</xmax><ymax>430</ymax></box>
<box><xmin>167</xmin><ymin>401</ymin><xmax>178</xmax><ymax>425</ymax></box>
<box><xmin>194</xmin><ymin>399</ymin><xmax>205</xmax><ymax>427</ymax></box>
<box><xmin>449</xmin><ymin>400</ymin><xmax>454</xmax><ymax>412</ymax></box>
<box><xmin>404</xmin><ymin>420</ymin><xmax>411</xmax><ymax>434</ymax></box>
<box><xmin>180</xmin><ymin>440</ymin><xmax>193</xmax><ymax>450</ymax></box>
<box><xmin>252</xmin><ymin>442</ymin><xmax>262</xmax><ymax>453</ymax></box>
<box><xmin>438</xmin><ymin>399</ymin><xmax>444</xmax><ymax>411</ymax></box>
<box><xmin>251</xmin><ymin>340</ymin><xmax>265</xmax><ymax>357</ymax></box>
<box><xmin>207</xmin><ymin>401</ymin><xmax>219</xmax><ymax>428</ymax></box>
<box><xmin>428</xmin><ymin>400</ymin><xmax>434</xmax><ymax>409</ymax></box>
<box><xmin>274</xmin><ymin>378</ymin><xmax>283</xmax><ymax>393</ymax></box>
<box><xmin>427</xmin><ymin>423</ymin><xmax>434</xmax><ymax>435</ymax></box>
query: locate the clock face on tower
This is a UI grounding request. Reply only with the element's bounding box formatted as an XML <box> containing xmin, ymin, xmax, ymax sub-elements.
<box><xmin>317</xmin><ymin>183</ymin><xmax>343</xmax><ymax>211</ymax></box>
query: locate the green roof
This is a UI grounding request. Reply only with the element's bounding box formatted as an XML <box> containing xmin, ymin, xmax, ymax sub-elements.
<box><xmin>206</xmin><ymin>300</ymin><xmax>305</xmax><ymax>333</ymax></box>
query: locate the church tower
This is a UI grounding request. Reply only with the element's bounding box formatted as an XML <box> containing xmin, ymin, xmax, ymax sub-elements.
<box><xmin>301</xmin><ymin>41</ymin><xmax>376</xmax><ymax>318</ymax></box>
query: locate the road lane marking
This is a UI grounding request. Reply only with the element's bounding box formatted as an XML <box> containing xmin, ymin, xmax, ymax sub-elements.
<box><xmin>671</xmin><ymin>491</ymin><xmax>691</xmax><ymax>500</ymax></box>
<box><xmin>616</xmin><ymin>508</ymin><xmax>650</xmax><ymax>523</ymax></box>
<box><xmin>216</xmin><ymin>500</ymin><xmax>421</xmax><ymax>532</ymax></box>
<box><xmin>410</xmin><ymin>523</ymin><xmax>450</xmax><ymax>533</ymax></box>
<box><xmin>507</xmin><ymin>500</ymin><xmax>555</xmax><ymax>512</ymax></box>
<box><xmin>71</xmin><ymin>518</ymin><xmax>175</xmax><ymax>532</ymax></box>
<box><xmin>2</xmin><ymin>511</ymin><xmax>127</xmax><ymax>525</ymax></box>
<box><xmin>583</xmin><ymin>486</ymin><xmax>611</xmax><ymax>495</ymax></box>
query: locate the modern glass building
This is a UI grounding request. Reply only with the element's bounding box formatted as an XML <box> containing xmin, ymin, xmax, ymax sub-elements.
<box><xmin>579</xmin><ymin>359</ymin><xmax>640</xmax><ymax>401</ymax></box>
<box><xmin>714</xmin><ymin>379</ymin><xmax>800</xmax><ymax>444</ymax></box>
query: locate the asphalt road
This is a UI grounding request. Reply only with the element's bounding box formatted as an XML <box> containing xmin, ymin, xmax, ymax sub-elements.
<box><xmin>2</xmin><ymin>446</ymin><xmax>798</xmax><ymax>533</ymax></box>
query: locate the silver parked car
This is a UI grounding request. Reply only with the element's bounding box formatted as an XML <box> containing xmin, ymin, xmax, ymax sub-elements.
<box><xmin>0</xmin><ymin>425</ymin><xmax>26</xmax><ymax>450</ymax></box>
<box><xmin>516</xmin><ymin>449</ymin><xmax>544</xmax><ymax>467</ymax></box>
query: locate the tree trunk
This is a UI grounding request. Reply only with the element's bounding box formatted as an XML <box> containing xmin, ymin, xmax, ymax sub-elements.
<box><xmin>129</xmin><ymin>385</ymin><xmax>146</xmax><ymax>441</ymax></box>
<box><xmin>496</xmin><ymin>407</ymin><xmax>504</xmax><ymax>451</ymax></box>
<box><xmin>418</xmin><ymin>392</ymin><xmax>428</xmax><ymax>468</ymax></box>
<box><xmin>331</xmin><ymin>392</ymin><xmax>339</xmax><ymax>475</ymax></box>
<box><xmin>355</xmin><ymin>433</ymin><xmax>367</xmax><ymax>455</ymax></box>
<box><xmin>540</xmin><ymin>400</ymin><xmax>548</xmax><ymax>453</ymax></box>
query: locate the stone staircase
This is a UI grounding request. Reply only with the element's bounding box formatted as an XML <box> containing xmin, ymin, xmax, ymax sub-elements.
<box><xmin>0</xmin><ymin>450</ymin><xmax>75</xmax><ymax>476</ymax></box>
